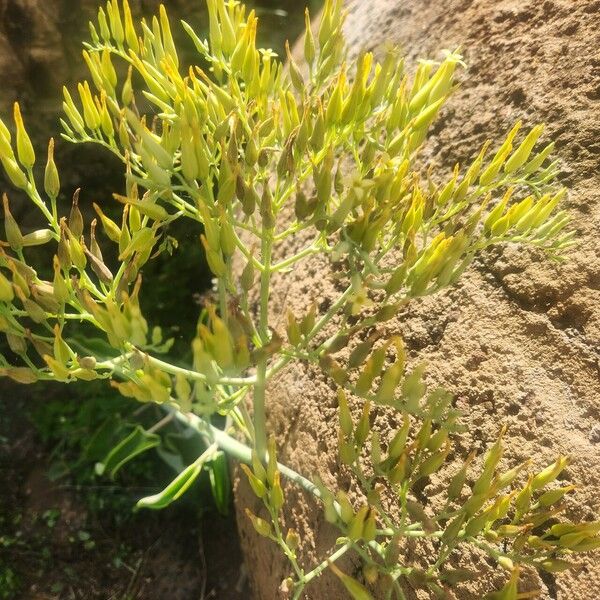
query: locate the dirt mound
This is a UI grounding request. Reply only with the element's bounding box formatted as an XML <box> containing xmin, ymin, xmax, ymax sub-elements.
<box><xmin>235</xmin><ymin>0</ymin><xmax>600</xmax><ymax>598</ymax></box>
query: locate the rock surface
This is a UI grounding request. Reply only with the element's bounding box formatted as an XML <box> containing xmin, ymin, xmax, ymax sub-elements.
<box><xmin>0</xmin><ymin>0</ymin><xmax>196</xmax><ymax>113</ymax></box>
<box><xmin>235</xmin><ymin>0</ymin><xmax>600</xmax><ymax>598</ymax></box>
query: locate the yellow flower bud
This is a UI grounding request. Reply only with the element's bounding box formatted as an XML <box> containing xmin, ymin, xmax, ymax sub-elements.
<box><xmin>64</xmin><ymin>224</ymin><xmax>87</xmax><ymax>271</ymax></box>
<box><xmin>159</xmin><ymin>4</ymin><xmax>179</xmax><ymax>68</ymax></box>
<box><xmin>78</xmin><ymin>81</ymin><xmax>101</xmax><ymax>130</ymax></box>
<box><xmin>285</xmin><ymin>309</ymin><xmax>301</xmax><ymax>347</ymax></box>
<box><xmin>22</xmin><ymin>229</ymin><xmax>54</xmax><ymax>247</ymax></box>
<box><xmin>0</xmin><ymin>272</ymin><xmax>14</xmax><ymax>303</ymax></box>
<box><xmin>180</xmin><ymin>130</ymin><xmax>199</xmax><ymax>181</ymax></box>
<box><xmin>93</xmin><ymin>203</ymin><xmax>121</xmax><ymax>243</ymax></box>
<box><xmin>514</xmin><ymin>476</ymin><xmax>533</xmax><ymax>516</ymax></box>
<box><xmin>531</xmin><ymin>456</ymin><xmax>570</xmax><ymax>491</ymax></box>
<box><xmin>504</xmin><ymin>125</ymin><xmax>544</xmax><ymax>173</ymax></box>
<box><xmin>303</xmin><ymin>8</ymin><xmax>315</xmax><ymax>68</ymax></box>
<box><xmin>44</xmin><ymin>353</ymin><xmax>70</xmax><ymax>381</ymax></box>
<box><xmin>269</xmin><ymin>471</ymin><xmax>285</xmax><ymax>512</ymax></box>
<box><xmin>484</xmin><ymin>189</ymin><xmax>513</xmax><ymax>233</ymax></box>
<box><xmin>3</xmin><ymin>194</ymin><xmax>23</xmax><ymax>250</ymax></box>
<box><xmin>537</xmin><ymin>559</ymin><xmax>573</xmax><ymax>573</ymax></box>
<box><xmin>245</xmin><ymin>509</ymin><xmax>271</xmax><ymax>538</ymax></box>
<box><xmin>13</xmin><ymin>103</ymin><xmax>35</xmax><ymax>169</ymax></box>
<box><xmin>325</xmin><ymin>69</ymin><xmax>346</xmax><ymax>126</ymax></box>
<box><xmin>44</xmin><ymin>138</ymin><xmax>60</xmax><ymax>199</ymax></box>
<box><xmin>285</xmin><ymin>529</ymin><xmax>300</xmax><ymax>551</ymax></box>
<box><xmin>106</xmin><ymin>0</ymin><xmax>124</xmax><ymax>45</ymax></box>
<box><xmin>412</xmin><ymin>97</ymin><xmax>445</xmax><ymax>131</ymax></box>
<box><xmin>285</xmin><ymin>40</ymin><xmax>304</xmax><ymax>93</ymax></box>
<box><xmin>241</xmin><ymin>464</ymin><xmax>267</xmax><ymax>499</ymax></box>
<box><xmin>523</xmin><ymin>141</ymin><xmax>555</xmax><ymax>174</ymax></box>
<box><xmin>50</xmin><ymin>257</ymin><xmax>68</xmax><ymax>305</ymax></box>
<box><xmin>100</xmin><ymin>48</ymin><xmax>117</xmax><ymax>90</ymax></box>
<box><xmin>240</xmin><ymin>257</ymin><xmax>255</xmax><ymax>291</ymax></box>
<box><xmin>1</xmin><ymin>157</ymin><xmax>28</xmax><ymax>189</ymax></box>
<box><xmin>538</xmin><ymin>484</ymin><xmax>576</xmax><ymax>507</ymax></box>
<box><xmin>337</xmin><ymin>389</ymin><xmax>353</xmax><ymax>437</ymax></box>
<box><xmin>121</xmin><ymin>0</ymin><xmax>138</xmax><ymax>51</ymax></box>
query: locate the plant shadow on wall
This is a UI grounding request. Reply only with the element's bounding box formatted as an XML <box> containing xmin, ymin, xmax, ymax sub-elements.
<box><xmin>0</xmin><ymin>0</ymin><xmax>598</xmax><ymax>600</ymax></box>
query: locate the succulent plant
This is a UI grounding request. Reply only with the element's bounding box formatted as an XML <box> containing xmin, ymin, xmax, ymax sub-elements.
<box><xmin>0</xmin><ymin>0</ymin><xmax>593</xmax><ymax>598</ymax></box>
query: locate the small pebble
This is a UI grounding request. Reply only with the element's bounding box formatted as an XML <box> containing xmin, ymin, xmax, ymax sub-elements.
<box><xmin>589</xmin><ymin>424</ymin><xmax>600</xmax><ymax>444</ymax></box>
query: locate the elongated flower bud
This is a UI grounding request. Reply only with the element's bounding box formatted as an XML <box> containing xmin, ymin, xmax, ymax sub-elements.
<box><xmin>201</xmin><ymin>234</ymin><xmax>226</xmax><ymax>277</ymax></box>
<box><xmin>78</xmin><ymin>81</ymin><xmax>101</xmax><ymax>130</ymax></box>
<box><xmin>245</xmin><ymin>508</ymin><xmax>270</xmax><ymax>537</ymax></box>
<box><xmin>337</xmin><ymin>389</ymin><xmax>353</xmax><ymax>437</ymax></box>
<box><xmin>0</xmin><ymin>272</ymin><xmax>14</xmax><ymax>303</ymax></box>
<box><xmin>43</xmin><ymin>138</ymin><xmax>60</xmax><ymax>199</ymax></box>
<box><xmin>538</xmin><ymin>484</ymin><xmax>576</xmax><ymax>507</ymax></box>
<box><xmin>69</xmin><ymin>189</ymin><xmax>84</xmax><ymax>239</ymax></box>
<box><xmin>84</xmin><ymin>243</ymin><xmax>113</xmax><ymax>284</ymax></box>
<box><xmin>52</xmin><ymin>256</ymin><xmax>69</xmax><ymax>303</ymax></box>
<box><xmin>1</xmin><ymin>157</ymin><xmax>27</xmax><ymax>189</ymax></box>
<box><xmin>13</xmin><ymin>103</ymin><xmax>35</xmax><ymax>169</ymax></box>
<box><xmin>22</xmin><ymin>229</ymin><xmax>53</xmax><ymax>247</ymax></box>
<box><xmin>93</xmin><ymin>202</ymin><xmax>121</xmax><ymax>242</ymax></box>
<box><xmin>241</xmin><ymin>257</ymin><xmax>255</xmax><ymax>291</ymax></box>
<box><xmin>504</xmin><ymin>125</ymin><xmax>544</xmax><ymax>173</ymax></box>
<box><xmin>7</xmin><ymin>332</ymin><xmax>27</xmax><ymax>355</ymax></box>
<box><xmin>285</xmin><ymin>41</ymin><xmax>304</xmax><ymax>93</ymax></box>
<box><xmin>286</xmin><ymin>309</ymin><xmax>301</xmax><ymax>346</ymax></box>
<box><xmin>531</xmin><ymin>456</ymin><xmax>570</xmax><ymax>491</ymax></box>
<box><xmin>241</xmin><ymin>464</ymin><xmax>267</xmax><ymax>499</ymax></box>
<box><xmin>3</xmin><ymin>194</ymin><xmax>23</xmax><ymax>250</ymax></box>
<box><xmin>303</xmin><ymin>8</ymin><xmax>315</xmax><ymax>67</ymax></box>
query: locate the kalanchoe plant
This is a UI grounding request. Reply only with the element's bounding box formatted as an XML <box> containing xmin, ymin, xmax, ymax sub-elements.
<box><xmin>0</xmin><ymin>0</ymin><xmax>594</xmax><ymax>598</ymax></box>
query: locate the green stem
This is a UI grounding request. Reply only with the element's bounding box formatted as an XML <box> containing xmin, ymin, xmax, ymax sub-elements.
<box><xmin>253</xmin><ymin>358</ymin><xmax>268</xmax><ymax>459</ymax></box>
<box><xmin>259</xmin><ymin>234</ymin><xmax>272</xmax><ymax>340</ymax></box>
<box><xmin>270</xmin><ymin>510</ymin><xmax>304</xmax><ymax>582</ymax></box>
<box><xmin>254</xmin><ymin>229</ymin><xmax>273</xmax><ymax>459</ymax></box>
<box><xmin>271</xmin><ymin>241</ymin><xmax>322</xmax><ymax>272</ymax></box>
<box><xmin>168</xmin><ymin>407</ymin><xmax>324</xmax><ymax>500</ymax></box>
<box><xmin>123</xmin><ymin>349</ymin><xmax>255</xmax><ymax>386</ymax></box>
<box><xmin>299</xmin><ymin>542</ymin><xmax>352</xmax><ymax>590</ymax></box>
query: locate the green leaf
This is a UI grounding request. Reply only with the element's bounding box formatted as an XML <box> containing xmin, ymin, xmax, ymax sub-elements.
<box><xmin>136</xmin><ymin>454</ymin><xmax>206</xmax><ymax>510</ymax></box>
<box><xmin>162</xmin><ymin>428</ymin><xmax>205</xmax><ymax>464</ymax></box>
<box><xmin>67</xmin><ymin>334</ymin><xmax>119</xmax><ymax>360</ymax></box>
<box><xmin>82</xmin><ymin>416</ymin><xmax>126</xmax><ymax>463</ymax></box>
<box><xmin>95</xmin><ymin>426</ymin><xmax>160</xmax><ymax>479</ymax></box>
<box><xmin>208</xmin><ymin>451</ymin><xmax>230</xmax><ymax>516</ymax></box>
<box><xmin>329</xmin><ymin>562</ymin><xmax>374</xmax><ymax>600</ymax></box>
<box><xmin>155</xmin><ymin>446</ymin><xmax>186</xmax><ymax>473</ymax></box>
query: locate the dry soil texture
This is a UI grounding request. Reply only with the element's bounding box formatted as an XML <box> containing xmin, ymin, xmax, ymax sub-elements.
<box><xmin>235</xmin><ymin>0</ymin><xmax>600</xmax><ymax>598</ymax></box>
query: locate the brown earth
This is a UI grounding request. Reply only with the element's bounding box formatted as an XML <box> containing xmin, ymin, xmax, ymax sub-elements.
<box><xmin>0</xmin><ymin>383</ymin><xmax>250</xmax><ymax>600</ymax></box>
<box><xmin>235</xmin><ymin>0</ymin><xmax>600</xmax><ymax>598</ymax></box>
